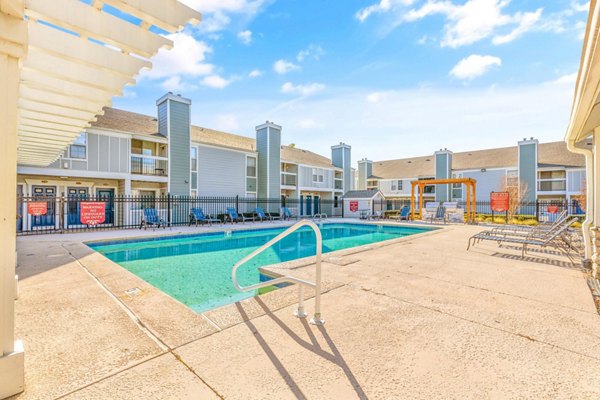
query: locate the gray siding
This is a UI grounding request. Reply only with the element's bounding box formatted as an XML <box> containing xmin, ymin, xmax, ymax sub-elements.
<box><xmin>197</xmin><ymin>146</ymin><xmax>246</xmax><ymax>196</ymax></box>
<box><xmin>168</xmin><ymin>101</ymin><xmax>191</xmax><ymax>195</ymax></box>
<box><xmin>158</xmin><ymin>102</ymin><xmax>168</xmax><ymax>136</ymax></box>
<box><xmin>98</xmin><ymin>135</ymin><xmax>109</xmax><ymax>171</ymax></box>
<box><xmin>332</xmin><ymin>146</ymin><xmax>352</xmax><ymax>192</ymax></box>
<box><xmin>460</xmin><ymin>169</ymin><xmax>506</xmax><ymax>201</ymax></box>
<box><xmin>435</xmin><ymin>152</ymin><xmax>451</xmax><ymax>202</ymax></box>
<box><xmin>519</xmin><ymin>142</ymin><xmax>537</xmax><ymax>202</ymax></box>
<box><xmin>299</xmin><ymin>166</ymin><xmax>334</xmax><ymax>189</ymax></box>
<box><xmin>88</xmin><ymin>133</ymin><xmax>99</xmax><ymax>171</ymax></box>
<box><xmin>256</xmin><ymin>126</ymin><xmax>281</xmax><ymax>199</ymax></box>
<box><xmin>82</xmin><ymin>133</ymin><xmax>129</xmax><ymax>173</ymax></box>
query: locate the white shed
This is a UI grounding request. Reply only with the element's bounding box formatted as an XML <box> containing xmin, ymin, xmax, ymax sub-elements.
<box><xmin>343</xmin><ymin>190</ymin><xmax>385</xmax><ymax>218</ymax></box>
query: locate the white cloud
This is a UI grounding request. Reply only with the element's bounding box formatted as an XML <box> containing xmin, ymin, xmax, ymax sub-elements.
<box><xmin>248</xmin><ymin>69</ymin><xmax>263</xmax><ymax>78</ymax></box>
<box><xmin>356</xmin><ymin>0</ymin><xmax>415</xmax><ymax>22</ymax></box>
<box><xmin>214</xmin><ymin>113</ymin><xmax>241</xmax><ymax>131</ymax></box>
<box><xmin>450</xmin><ymin>54</ymin><xmax>502</xmax><ymax>80</ymax></box>
<box><xmin>181</xmin><ymin>0</ymin><xmax>266</xmax><ymax>32</ymax></box>
<box><xmin>141</xmin><ymin>32</ymin><xmax>213</xmax><ymax>79</ymax></box>
<box><xmin>273</xmin><ymin>59</ymin><xmax>300</xmax><ymax>74</ymax></box>
<box><xmin>281</xmin><ymin>82</ymin><xmax>325</xmax><ymax>96</ymax></box>
<box><xmin>161</xmin><ymin>76</ymin><xmax>185</xmax><ymax>91</ymax></box>
<box><xmin>547</xmin><ymin>72</ymin><xmax>578</xmax><ymax>85</ymax></box>
<box><xmin>237</xmin><ymin>30</ymin><xmax>253</xmax><ymax>45</ymax></box>
<box><xmin>571</xmin><ymin>1</ymin><xmax>590</xmax><ymax>13</ymax></box>
<box><xmin>296</xmin><ymin>44</ymin><xmax>326</xmax><ymax>62</ymax></box>
<box><xmin>366</xmin><ymin>92</ymin><xmax>388</xmax><ymax>103</ymax></box>
<box><xmin>201</xmin><ymin>75</ymin><xmax>231</xmax><ymax>89</ymax></box>
<box><xmin>404</xmin><ymin>0</ymin><xmax>543</xmax><ymax>48</ymax></box>
<box><xmin>492</xmin><ymin>8</ymin><xmax>543</xmax><ymax>45</ymax></box>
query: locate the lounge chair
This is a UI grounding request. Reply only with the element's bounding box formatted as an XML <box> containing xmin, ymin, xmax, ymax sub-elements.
<box><xmin>368</xmin><ymin>210</ymin><xmax>384</xmax><ymax>220</ymax></box>
<box><xmin>421</xmin><ymin>202</ymin><xmax>439</xmax><ymax>223</ymax></box>
<box><xmin>282</xmin><ymin>207</ymin><xmax>298</xmax><ymax>221</ymax></box>
<box><xmin>226</xmin><ymin>207</ymin><xmax>252</xmax><ymax>224</ymax></box>
<box><xmin>490</xmin><ymin>209</ymin><xmax>568</xmax><ymax>235</ymax></box>
<box><xmin>393</xmin><ymin>206</ymin><xmax>411</xmax><ymax>221</ymax></box>
<box><xmin>443</xmin><ymin>202</ymin><xmax>464</xmax><ymax>223</ymax></box>
<box><xmin>189</xmin><ymin>208</ymin><xmax>220</xmax><ymax>226</ymax></box>
<box><xmin>254</xmin><ymin>207</ymin><xmax>281</xmax><ymax>221</ymax></box>
<box><xmin>140</xmin><ymin>208</ymin><xmax>166</xmax><ymax>230</ymax></box>
<box><xmin>467</xmin><ymin>218</ymin><xmax>579</xmax><ymax>262</ymax></box>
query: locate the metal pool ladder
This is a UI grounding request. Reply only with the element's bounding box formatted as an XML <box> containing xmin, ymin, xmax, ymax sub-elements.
<box><xmin>231</xmin><ymin>220</ymin><xmax>325</xmax><ymax>325</ymax></box>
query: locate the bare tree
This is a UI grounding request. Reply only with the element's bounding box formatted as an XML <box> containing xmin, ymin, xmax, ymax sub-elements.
<box><xmin>499</xmin><ymin>176</ymin><xmax>529</xmax><ymax>218</ymax></box>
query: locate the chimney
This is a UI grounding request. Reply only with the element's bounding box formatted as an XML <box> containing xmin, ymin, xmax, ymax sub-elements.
<box><xmin>357</xmin><ymin>158</ymin><xmax>372</xmax><ymax>190</ymax></box>
<box><xmin>156</xmin><ymin>93</ymin><xmax>192</xmax><ymax>195</ymax></box>
<box><xmin>255</xmin><ymin>121</ymin><xmax>282</xmax><ymax>209</ymax></box>
<box><xmin>517</xmin><ymin>137</ymin><xmax>539</xmax><ymax>202</ymax></box>
<box><xmin>434</xmin><ymin>148</ymin><xmax>453</xmax><ymax>202</ymax></box>
<box><xmin>331</xmin><ymin>142</ymin><xmax>352</xmax><ymax>194</ymax></box>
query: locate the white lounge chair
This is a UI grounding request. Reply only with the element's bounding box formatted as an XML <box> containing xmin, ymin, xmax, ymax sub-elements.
<box><xmin>421</xmin><ymin>202</ymin><xmax>439</xmax><ymax>223</ymax></box>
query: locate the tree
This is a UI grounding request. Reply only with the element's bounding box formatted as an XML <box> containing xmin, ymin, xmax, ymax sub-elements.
<box><xmin>499</xmin><ymin>177</ymin><xmax>529</xmax><ymax>218</ymax></box>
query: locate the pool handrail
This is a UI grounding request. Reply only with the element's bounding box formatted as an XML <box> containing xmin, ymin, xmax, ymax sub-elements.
<box><xmin>231</xmin><ymin>219</ymin><xmax>324</xmax><ymax>325</ymax></box>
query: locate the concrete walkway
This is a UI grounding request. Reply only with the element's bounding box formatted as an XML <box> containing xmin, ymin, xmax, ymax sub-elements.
<box><xmin>11</xmin><ymin>222</ymin><xmax>600</xmax><ymax>399</ymax></box>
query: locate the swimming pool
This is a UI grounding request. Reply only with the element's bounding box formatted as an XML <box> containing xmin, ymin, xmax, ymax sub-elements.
<box><xmin>89</xmin><ymin>223</ymin><xmax>435</xmax><ymax>313</ymax></box>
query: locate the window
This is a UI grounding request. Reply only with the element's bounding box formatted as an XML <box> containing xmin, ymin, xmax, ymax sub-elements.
<box><xmin>506</xmin><ymin>170</ymin><xmax>518</xmax><ymax>187</ymax></box>
<box><xmin>69</xmin><ymin>133</ymin><xmax>86</xmax><ymax>159</ymax></box>
<box><xmin>539</xmin><ymin>170</ymin><xmax>566</xmax><ymax>179</ymax></box>
<box><xmin>312</xmin><ymin>168</ymin><xmax>324</xmax><ymax>183</ymax></box>
<box><xmin>397</xmin><ymin>180</ymin><xmax>403</xmax><ymax>191</ymax></box>
<box><xmin>247</xmin><ymin>157</ymin><xmax>257</xmax><ymax>177</ymax></box>
<box><xmin>191</xmin><ymin>147</ymin><xmax>198</xmax><ymax>171</ymax></box>
<box><xmin>139</xmin><ymin>190</ymin><xmax>155</xmax><ymax>209</ymax></box>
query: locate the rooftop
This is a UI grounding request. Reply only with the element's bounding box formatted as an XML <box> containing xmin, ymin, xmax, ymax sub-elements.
<box><xmin>371</xmin><ymin>141</ymin><xmax>586</xmax><ymax>179</ymax></box>
<box><xmin>91</xmin><ymin>107</ymin><xmax>337</xmax><ymax>169</ymax></box>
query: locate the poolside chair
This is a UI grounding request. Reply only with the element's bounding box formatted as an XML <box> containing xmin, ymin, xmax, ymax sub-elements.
<box><xmin>443</xmin><ymin>202</ymin><xmax>464</xmax><ymax>223</ymax></box>
<box><xmin>140</xmin><ymin>208</ymin><xmax>166</xmax><ymax>230</ymax></box>
<box><xmin>490</xmin><ymin>209</ymin><xmax>568</xmax><ymax>235</ymax></box>
<box><xmin>390</xmin><ymin>206</ymin><xmax>411</xmax><ymax>221</ymax></box>
<box><xmin>368</xmin><ymin>210</ymin><xmax>384</xmax><ymax>220</ymax></box>
<box><xmin>189</xmin><ymin>208</ymin><xmax>221</xmax><ymax>226</ymax></box>
<box><xmin>281</xmin><ymin>207</ymin><xmax>298</xmax><ymax>221</ymax></box>
<box><xmin>226</xmin><ymin>207</ymin><xmax>252</xmax><ymax>224</ymax></box>
<box><xmin>255</xmin><ymin>207</ymin><xmax>272</xmax><ymax>222</ymax></box>
<box><xmin>467</xmin><ymin>218</ymin><xmax>579</xmax><ymax>262</ymax></box>
<box><xmin>421</xmin><ymin>202</ymin><xmax>439</xmax><ymax>223</ymax></box>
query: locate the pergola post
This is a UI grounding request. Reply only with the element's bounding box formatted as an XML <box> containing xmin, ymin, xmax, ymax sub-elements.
<box><xmin>471</xmin><ymin>182</ymin><xmax>477</xmax><ymax>223</ymax></box>
<box><xmin>410</xmin><ymin>182</ymin><xmax>415</xmax><ymax>221</ymax></box>
<box><xmin>418</xmin><ymin>184</ymin><xmax>424</xmax><ymax>220</ymax></box>
<box><xmin>0</xmin><ymin>1</ymin><xmax>26</xmax><ymax>396</ymax></box>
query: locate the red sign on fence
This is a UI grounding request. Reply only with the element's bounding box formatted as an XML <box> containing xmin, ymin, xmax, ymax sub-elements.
<box><xmin>547</xmin><ymin>205</ymin><xmax>559</xmax><ymax>214</ymax></box>
<box><xmin>490</xmin><ymin>192</ymin><xmax>509</xmax><ymax>213</ymax></box>
<box><xmin>28</xmin><ymin>202</ymin><xmax>47</xmax><ymax>216</ymax></box>
<box><xmin>349</xmin><ymin>201</ymin><xmax>358</xmax><ymax>212</ymax></box>
<box><xmin>80</xmin><ymin>202</ymin><xmax>106</xmax><ymax>226</ymax></box>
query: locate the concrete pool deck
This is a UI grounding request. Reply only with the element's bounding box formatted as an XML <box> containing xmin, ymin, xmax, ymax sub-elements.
<box><xmin>10</xmin><ymin>220</ymin><xmax>600</xmax><ymax>399</ymax></box>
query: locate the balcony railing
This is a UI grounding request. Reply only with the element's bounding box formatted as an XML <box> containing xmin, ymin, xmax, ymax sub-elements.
<box><xmin>131</xmin><ymin>155</ymin><xmax>168</xmax><ymax>176</ymax></box>
<box><xmin>281</xmin><ymin>173</ymin><xmax>297</xmax><ymax>186</ymax></box>
<box><xmin>334</xmin><ymin>180</ymin><xmax>343</xmax><ymax>190</ymax></box>
<box><xmin>538</xmin><ymin>180</ymin><xmax>566</xmax><ymax>191</ymax></box>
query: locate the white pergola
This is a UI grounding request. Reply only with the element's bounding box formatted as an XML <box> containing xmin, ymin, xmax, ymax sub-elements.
<box><xmin>565</xmin><ymin>0</ymin><xmax>599</xmax><ymax>279</ymax></box>
<box><xmin>0</xmin><ymin>0</ymin><xmax>200</xmax><ymax>397</ymax></box>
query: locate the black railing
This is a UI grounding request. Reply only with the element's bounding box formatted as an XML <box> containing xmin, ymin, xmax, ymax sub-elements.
<box><xmin>130</xmin><ymin>156</ymin><xmax>168</xmax><ymax>176</ymax></box>
<box><xmin>16</xmin><ymin>194</ymin><xmax>344</xmax><ymax>235</ymax></box>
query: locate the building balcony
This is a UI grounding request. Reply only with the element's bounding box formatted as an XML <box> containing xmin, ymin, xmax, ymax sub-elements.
<box><xmin>131</xmin><ymin>155</ymin><xmax>168</xmax><ymax>176</ymax></box>
<box><xmin>538</xmin><ymin>180</ymin><xmax>566</xmax><ymax>192</ymax></box>
<box><xmin>281</xmin><ymin>173</ymin><xmax>297</xmax><ymax>187</ymax></box>
<box><xmin>334</xmin><ymin>179</ymin><xmax>343</xmax><ymax>190</ymax></box>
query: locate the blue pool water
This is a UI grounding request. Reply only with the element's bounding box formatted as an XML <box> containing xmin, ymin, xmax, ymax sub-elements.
<box><xmin>89</xmin><ymin>223</ymin><xmax>434</xmax><ymax>313</ymax></box>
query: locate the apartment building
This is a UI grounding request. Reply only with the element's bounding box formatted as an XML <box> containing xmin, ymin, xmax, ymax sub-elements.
<box><xmin>16</xmin><ymin>93</ymin><xmax>353</xmax><ymax>230</ymax></box>
<box><xmin>357</xmin><ymin>138</ymin><xmax>586</xmax><ymax>205</ymax></box>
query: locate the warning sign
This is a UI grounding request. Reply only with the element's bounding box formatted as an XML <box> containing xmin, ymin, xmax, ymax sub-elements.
<box><xmin>28</xmin><ymin>202</ymin><xmax>47</xmax><ymax>216</ymax></box>
<box><xmin>349</xmin><ymin>201</ymin><xmax>358</xmax><ymax>212</ymax></box>
<box><xmin>80</xmin><ymin>202</ymin><xmax>106</xmax><ymax>225</ymax></box>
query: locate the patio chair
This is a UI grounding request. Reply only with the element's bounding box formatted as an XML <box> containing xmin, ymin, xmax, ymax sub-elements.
<box><xmin>421</xmin><ymin>202</ymin><xmax>440</xmax><ymax>223</ymax></box>
<box><xmin>490</xmin><ymin>209</ymin><xmax>568</xmax><ymax>235</ymax></box>
<box><xmin>368</xmin><ymin>210</ymin><xmax>384</xmax><ymax>220</ymax></box>
<box><xmin>282</xmin><ymin>207</ymin><xmax>298</xmax><ymax>221</ymax></box>
<box><xmin>393</xmin><ymin>206</ymin><xmax>411</xmax><ymax>221</ymax></box>
<box><xmin>443</xmin><ymin>202</ymin><xmax>464</xmax><ymax>223</ymax></box>
<box><xmin>140</xmin><ymin>208</ymin><xmax>166</xmax><ymax>230</ymax></box>
<box><xmin>255</xmin><ymin>207</ymin><xmax>272</xmax><ymax>222</ymax></box>
<box><xmin>189</xmin><ymin>208</ymin><xmax>220</xmax><ymax>226</ymax></box>
<box><xmin>226</xmin><ymin>207</ymin><xmax>252</xmax><ymax>224</ymax></box>
<box><xmin>467</xmin><ymin>218</ymin><xmax>579</xmax><ymax>262</ymax></box>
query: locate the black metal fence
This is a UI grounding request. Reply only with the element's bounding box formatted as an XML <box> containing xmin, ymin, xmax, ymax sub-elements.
<box><xmin>378</xmin><ymin>199</ymin><xmax>585</xmax><ymax>221</ymax></box>
<box><xmin>16</xmin><ymin>194</ymin><xmax>343</xmax><ymax>236</ymax></box>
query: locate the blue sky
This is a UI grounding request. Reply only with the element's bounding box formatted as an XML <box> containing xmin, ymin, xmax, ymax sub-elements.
<box><xmin>113</xmin><ymin>0</ymin><xmax>589</xmax><ymax>164</ymax></box>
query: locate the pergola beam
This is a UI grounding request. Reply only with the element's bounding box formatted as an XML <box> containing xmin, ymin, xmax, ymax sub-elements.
<box><xmin>101</xmin><ymin>0</ymin><xmax>201</xmax><ymax>33</ymax></box>
<box><xmin>25</xmin><ymin>0</ymin><xmax>172</xmax><ymax>59</ymax></box>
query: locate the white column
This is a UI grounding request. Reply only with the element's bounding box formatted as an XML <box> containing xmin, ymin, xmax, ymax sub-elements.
<box><xmin>592</xmin><ymin>135</ymin><xmax>600</xmax><ymax>278</ymax></box>
<box><xmin>123</xmin><ymin>178</ymin><xmax>131</xmax><ymax>226</ymax></box>
<box><xmin>0</xmin><ymin>3</ymin><xmax>26</xmax><ymax>397</ymax></box>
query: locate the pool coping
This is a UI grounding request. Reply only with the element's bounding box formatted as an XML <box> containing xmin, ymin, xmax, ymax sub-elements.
<box><xmin>70</xmin><ymin>219</ymin><xmax>446</xmax><ymax>348</ymax></box>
